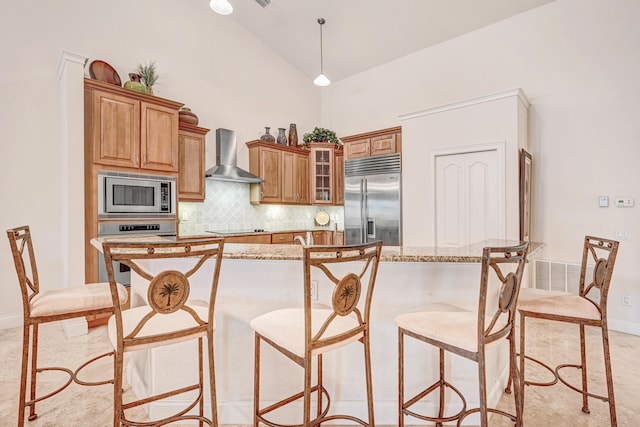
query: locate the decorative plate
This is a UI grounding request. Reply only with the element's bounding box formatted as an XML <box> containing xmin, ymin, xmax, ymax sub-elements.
<box><xmin>88</xmin><ymin>60</ymin><xmax>122</xmax><ymax>87</ymax></box>
<box><xmin>315</xmin><ymin>211</ymin><xmax>330</xmax><ymax>226</ymax></box>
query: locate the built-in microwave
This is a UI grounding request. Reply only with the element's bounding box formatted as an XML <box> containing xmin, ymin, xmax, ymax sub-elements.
<box><xmin>97</xmin><ymin>171</ymin><xmax>176</xmax><ymax>219</ymax></box>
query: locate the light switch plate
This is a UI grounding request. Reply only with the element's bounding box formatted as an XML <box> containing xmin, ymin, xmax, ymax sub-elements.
<box><xmin>599</xmin><ymin>196</ymin><xmax>609</xmax><ymax>207</ymax></box>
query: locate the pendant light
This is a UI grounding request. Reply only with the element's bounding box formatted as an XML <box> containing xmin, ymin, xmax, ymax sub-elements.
<box><xmin>313</xmin><ymin>18</ymin><xmax>330</xmax><ymax>87</ymax></box>
<box><xmin>210</xmin><ymin>0</ymin><xmax>233</xmax><ymax>15</ymax></box>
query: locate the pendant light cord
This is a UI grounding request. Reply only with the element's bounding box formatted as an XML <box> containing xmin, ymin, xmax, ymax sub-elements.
<box><xmin>318</xmin><ymin>18</ymin><xmax>326</xmax><ymax>74</ymax></box>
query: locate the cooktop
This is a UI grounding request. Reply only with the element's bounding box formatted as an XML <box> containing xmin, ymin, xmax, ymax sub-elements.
<box><xmin>206</xmin><ymin>229</ymin><xmax>267</xmax><ymax>235</ymax></box>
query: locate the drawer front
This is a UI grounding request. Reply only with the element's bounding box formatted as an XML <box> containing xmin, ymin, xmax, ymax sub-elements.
<box><xmin>272</xmin><ymin>232</ymin><xmax>294</xmax><ymax>244</ymax></box>
<box><xmin>225</xmin><ymin>234</ymin><xmax>271</xmax><ymax>244</ymax></box>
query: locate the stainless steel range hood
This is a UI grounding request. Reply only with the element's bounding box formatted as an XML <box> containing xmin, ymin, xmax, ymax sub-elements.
<box><xmin>205</xmin><ymin>128</ymin><xmax>263</xmax><ymax>184</ymax></box>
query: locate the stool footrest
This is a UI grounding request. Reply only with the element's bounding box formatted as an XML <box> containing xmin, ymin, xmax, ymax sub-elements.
<box><xmin>521</xmin><ymin>353</ymin><xmax>559</xmax><ymax>387</ymax></box>
<box><xmin>402</xmin><ymin>379</ymin><xmax>467</xmax><ymax>423</ymax></box>
<box><xmin>257</xmin><ymin>385</ymin><xmax>331</xmax><ymax>427</ymax></box>
<box><xmin>556</xmin><ymin>363</ymin><xmax>611</xmax><ymax>403</ymax></box>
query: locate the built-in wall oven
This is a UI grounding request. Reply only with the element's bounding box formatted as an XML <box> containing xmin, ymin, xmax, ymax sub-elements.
<box><xmin>96</xmin><ymin>171</ymin><xmax>178</xmax><ymax>286</ymax></box>
<box><xmin>97</xmin><ymin>220</ymin><xmax>177</xmax><ymax>286</ymax></box>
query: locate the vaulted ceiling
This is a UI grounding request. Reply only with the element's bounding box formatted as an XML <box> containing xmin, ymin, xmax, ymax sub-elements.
<box><xmin>228</xmin><ymin>0</ymin><xmax>554</xmax><ymax>82</ymax></box>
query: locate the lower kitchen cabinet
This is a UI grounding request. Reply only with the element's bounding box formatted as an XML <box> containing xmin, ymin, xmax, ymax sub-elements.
<box><xmin>312</xmin><ymin>230</ymin><xmax>335</xmax><ymax>245</ymax></box>
<box><xmin>271</xmin><ymin>232</ymin><xmax>294</xmax><ymax>244</ymax></box>
<box><xmin>225</xmin><ymin>234</ymin><xmax>271</xmax><ymax>244</ymax></box>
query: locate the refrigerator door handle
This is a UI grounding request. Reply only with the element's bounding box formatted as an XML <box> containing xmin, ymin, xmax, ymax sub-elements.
<box><xmin>361</xmin><ymin>178</ymin><xmax>367</xmax><ymax>243</ymax></box>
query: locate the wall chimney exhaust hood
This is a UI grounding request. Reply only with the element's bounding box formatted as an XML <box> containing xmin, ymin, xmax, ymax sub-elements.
<box><xmin>205</xmin><ymin>128</ymin><xmax>263</xmax><ymax>184</ymax></box>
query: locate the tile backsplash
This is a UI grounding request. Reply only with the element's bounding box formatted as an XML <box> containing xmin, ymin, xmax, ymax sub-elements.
<box><xmin>178</xmin><ymin>181</ymin><xmax>344</xmax><ymax>235</ymax></box>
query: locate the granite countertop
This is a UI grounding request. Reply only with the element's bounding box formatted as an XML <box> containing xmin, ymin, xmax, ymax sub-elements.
<box><xmin>220</xmin><ymin>239</ymin><xmax>544</xmax><ymax>263</ymax></box>
<box><xmin>93</xmin><ymin>236</ymin><xmax>543</xmax><ymax>263</ymax></box>
<box><xmin>186</xmin><ymin>227</ymin><xmax>341</xmax><ymax>238</ymax></box>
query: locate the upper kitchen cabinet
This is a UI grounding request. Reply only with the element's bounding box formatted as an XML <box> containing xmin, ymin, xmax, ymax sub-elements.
<box><xmin>282</xmin><ymin>150</ymin><xmax>310</xmax><ymax>204</ymax></box>
<box><xmin>248</xmin><ymin>141</ymin><xmax>282</xmax><ymax>204</ymax></box>
<box><xmin>309</xmin><ymin>142</ymin><xmax>335</xmax><ymax>205</ymax></box>
<box><xmin>84</xmin><ymin>79</ymin><xmax>182</xmax><ymax>172</ymax></box>
<box><xmin>178</xmin><ymin>123</ymin><xmax>210</xmax><ymax>201</ymax></box>
<box><xmin>341</xmin><ymin>126</ymin><xmax>402</xmax><ymax>160</ymax></box>
<box><xmin>247</xmin><ymin>141</ymin><xmax>310</xmax><ymax>205</ymax></box>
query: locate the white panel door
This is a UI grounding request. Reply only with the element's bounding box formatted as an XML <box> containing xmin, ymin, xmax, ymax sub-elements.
<box><xmin>435</xmin><ymin>149</ymin><xmax>499</xmax><ymax>246</ymax></box>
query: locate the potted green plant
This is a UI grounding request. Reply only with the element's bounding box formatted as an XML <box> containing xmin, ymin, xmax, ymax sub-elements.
<box><xmin>136</xmin><ymin>61</ymin><xmax>159</xmax><ymax>95</ymax></box>
<box><xmin>302</xmin><ymin>127</ymin><xmax>342</xmax><ymax>148</ymax></box>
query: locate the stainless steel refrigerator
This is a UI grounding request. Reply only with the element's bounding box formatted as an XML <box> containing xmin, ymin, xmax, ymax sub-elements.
<box><xmin>344</xmin><ymin>153</ymin><xmax>402</xmax><ymax>246</ymax></box>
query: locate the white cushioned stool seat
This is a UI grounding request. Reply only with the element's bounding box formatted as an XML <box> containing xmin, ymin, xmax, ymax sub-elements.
<box><xmin>250</xmin><ymin>308</ymin><xmax>361</xmax><ymax>357</ymax></box>
<box><xmin>517</xmin><ymin>287</ymin><xmax>569</xmax><ymax>303</ymax></box>
<box><xmin>518</xmin><ymin>294</ymin><xmax>601</xmax><ymax>321</ymax></box>
<box><xmin>395</xmin><ymin>308</ymin><xmax>502</xmax><ymax>354</ymax></box>
<box><xmin>30</xmin><ymin>282</ymin><xmax>128</xmax><ymax>317</ymax></box>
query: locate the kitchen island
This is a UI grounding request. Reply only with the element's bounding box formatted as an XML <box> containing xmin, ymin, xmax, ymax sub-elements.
<box><xmin>92</xmin><ymin>238</ymin><xmax>543</xmax><ymax>425</ymax></box>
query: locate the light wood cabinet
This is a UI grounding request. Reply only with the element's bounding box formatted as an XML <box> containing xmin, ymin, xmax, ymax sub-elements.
<box><xmin>312</xmin><ymin>230</ymin><xmax>334</xmax><ymax>245</ymax></box>
<box><xmin>282</xmin><ymin>151</ymin><xmax>310</xmax><ymax>204</ymax></box>
<box><xmin>342</xmin><ymin>126</ymin><xmax>402</xmax><ymax>160</ymax></box>
<box><xmin>85</xmin><ymin>79</ymin><xmax>181</xmax><ymax>172</ymax></box>
<box><xmin>178</xmin><ymin>124</ymin><xmax>210</xmax><ymax>201</ymax></box>
<box><xmin>334</xmin><ymin>151</ymin><xmax>344</xmax><ymax>205</ymax></box>
<box><xmin>309</xmin><ymin>143</ymin><xmax>335</xmax><ymax>204</ymax></box>
<box><xmin>249</xmin><ymin>142</ymin><xmax>282</xmax><ymax>203</ymax></box>
<box><xmin>271</xmin><ymin>232</ymin><xmax>294</xmax><ymax>244</ymax></box>
<box><xmin>225</xmin><ymin>234</ymin><xmax>271</xmax><ymax>244</ymax></box>
<box><xmin>248</xmin><ymin>140</ymin><xmax>310</xmax><ymax>205</ymax></box>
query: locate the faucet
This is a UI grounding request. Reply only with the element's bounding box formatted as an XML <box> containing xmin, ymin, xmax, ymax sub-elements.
<box><xmin>294</xmin><ymin>231</ymin><xmax>315</xmax><ymax>246</ymax></box>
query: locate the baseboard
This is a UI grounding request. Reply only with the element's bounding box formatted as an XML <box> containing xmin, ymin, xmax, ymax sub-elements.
<box><xmin>608</xmin><ymin>318</ymin><xmax>640</xmax><ymax>336</ymax></box>
<box><xmin>0</xmin><ymin>313</ymin><xmax>21</xmax><ymax>330</ymax></box>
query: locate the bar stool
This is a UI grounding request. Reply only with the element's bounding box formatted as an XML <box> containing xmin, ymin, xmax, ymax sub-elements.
<box><xmin>102</xmin><ymin>237</ymin><xmax>224</xmax><ymax>426</ymax></box>
<box><xmin>395</xmin><ymin>242</ymin><xmax>529</xmax><ymax>427</ymax></box>
<box><xmin>6</xmin><ymin>225</ymin><xmax>129</xmax><ymax>426</ymax></box>
<box><xmin>518</xmin><ymin>235</ymin><xmax>619</xmax><ymax>425</ymax></box>
<box><xmin>250</xmin><ymin>241</ymin><xmax>382</xmax><ymax>426</ymax></box>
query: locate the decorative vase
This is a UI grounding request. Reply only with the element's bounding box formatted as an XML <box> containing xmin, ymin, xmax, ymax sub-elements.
<box><xmin>276</xmin><ymin>128</ymin><xmax>287</xmax><ymax>145</ymax></box>
<box><xmin>146</xmin><ymin>86</ymin><xmax>154</xmax><ymax>95</ymax></box>
<box><xmin>123</xmin><ymin>73</ymin><xmax>147</xmax><ymax>94</ymax></box>
<box><xmin>260</xmin><ymin>127</ymin><xmax>276</xmax><ymax>142</ymax></box>
<box><xmin>288</xmin><ymin>123</ymin><xmax>298</xmax><ymax>147</ymax></box>
<box><xmin>178</xmin><ymin>107</ymin><xmax>199</xmax><ymax>126</ymax></box>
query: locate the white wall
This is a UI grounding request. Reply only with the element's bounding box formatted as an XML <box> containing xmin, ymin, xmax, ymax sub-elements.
<box><xmin>320</xmin><ymin>0</ymin><xmax>640</xmax><ymax>333</ymax></box>
<box><xmin>0</xmin><ymin>0</ymin><xmax>321</xmax><ymax>325</ymax></box>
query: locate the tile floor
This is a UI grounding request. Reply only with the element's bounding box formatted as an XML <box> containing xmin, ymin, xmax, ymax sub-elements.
<box><xmin>0</xmin><ymin>318</ymin><xmax>637</xmax><ymax>426</ymax></box>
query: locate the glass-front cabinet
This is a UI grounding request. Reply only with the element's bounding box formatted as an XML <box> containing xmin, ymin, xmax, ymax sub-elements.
<box><xmin>309</xmin><ymin>143</ymin><xmax>335</xmax><ymax>204</ymax></box>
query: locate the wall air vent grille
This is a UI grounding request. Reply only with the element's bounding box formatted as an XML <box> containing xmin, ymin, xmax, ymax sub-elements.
<box><xmin>345</xmin><ymin>153</ymin><xmax>401</xmax><ymax>176</ymax></box>
<box><xmin>533</xmin><ymin>259</ymin><xmax>592</xmax><ymax>294</ymax></box>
